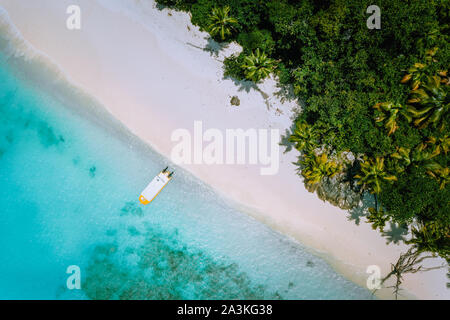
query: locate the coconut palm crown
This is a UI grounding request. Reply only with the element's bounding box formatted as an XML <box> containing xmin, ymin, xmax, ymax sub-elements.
<box><xmin>208</xmin><ymin>6</ymin><xmax>238</xmax><ymax>41</ymax></box>
<box><xmin>241</xmin><ymin>48</ymin><xmax>277</xmax><ymax>82</ymax></box>
<box><xmin>354</xmin><ymin>156</ymin><xmax>397</xmax><ymax>194</ymax></box>
<box><xmin>406</xmin><ymin>74</ymin><xmax>449</xmax><ymax>129</ymax></box>
<box><xmin>300</xmin><ymin>153</ymin><xmax>342</xmax><ymax>186</ymax></box>
<box><xmin>289</xmin><ymin>120</ymin><xmax>319</xmax><ymax>152</ymax></box>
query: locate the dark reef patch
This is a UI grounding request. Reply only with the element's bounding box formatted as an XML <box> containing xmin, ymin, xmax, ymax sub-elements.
<box><xmin>89</xmin><ymin>166</ymin><xmax>96</xmax><ymax>178</ymax></box>
<box><xmin>83</xmin><ymin>228</ymin><xmax>283</xmax><ymax>300</ymax></box>
<box><xmin>72</xmin><ymin>157</ymin><xmax>80</xmax><ymax>166</ymax></box>
<box><xmin>128</xmin><ymin>226</ymin><xmax>141</xmax><ymax>237</ymax></box>
<box><xmin>37</xmin><ymin>121</ymin><xmax>63</xmax><ymax>148</ymax></box>
<box><xmin>5</xmin><ymin>130</ymin><xmax>14</xmax><ymax>144</ymax></box>
<box><xmin>120</xmin><ymin>202</ymin><xmax>143</xmax><ymax>217</ymax></box>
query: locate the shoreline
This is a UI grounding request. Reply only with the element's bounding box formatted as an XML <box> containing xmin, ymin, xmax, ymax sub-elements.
<box><xmin>0</xmin><ymin>0</ymin><xmax>447</xmax><ymax>299</ymax></box>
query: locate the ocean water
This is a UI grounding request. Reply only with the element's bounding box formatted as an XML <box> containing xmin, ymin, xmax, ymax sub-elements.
<box><xmin>0</xmin><ymin>45</ymin><xmax>374</xmax><ymax>299</ymax></box>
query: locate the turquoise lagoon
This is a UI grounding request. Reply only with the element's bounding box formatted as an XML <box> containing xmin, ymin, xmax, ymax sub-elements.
<box><xmin>0</xmin><ymin>47</ymin><xmax>374</xmax><ymax>299</ymax></box>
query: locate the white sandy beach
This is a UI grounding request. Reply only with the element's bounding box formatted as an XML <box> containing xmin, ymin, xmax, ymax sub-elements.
<box><xmin>0</xmin><ymin>0</ymin><xmax>447</xmax><ymax>299</ymax></box>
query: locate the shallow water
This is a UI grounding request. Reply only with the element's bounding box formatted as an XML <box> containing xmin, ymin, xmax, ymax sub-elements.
<box><xmin>0</xmin><ymin>46</ymin><xmax>374</xmax><ymax>299</ymax></box>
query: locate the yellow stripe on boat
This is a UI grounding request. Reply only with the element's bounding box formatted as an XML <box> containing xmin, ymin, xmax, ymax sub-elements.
<box><xmin>138</xmin><ymin>195</ymin><xmax>150</xmax><ymax>205</ymax></box>
<box><xmin>139</xmin><ymin>170</ymin><xmax>172</xmax><ymax>205</ymax></box>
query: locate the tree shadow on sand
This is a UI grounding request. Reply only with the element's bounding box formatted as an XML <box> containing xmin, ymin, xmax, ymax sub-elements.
<box><xmin>345</xmin><ymin>193</ymin><xmax>373</xmax><ymax>226</ymax></box>
<box><xmin>279</xmin><ymin>124</ymin><xmax>297</xmax><ymax>154</ymax></box>
<box><xmin>222</xmin><ymin>73</ymin><xmax>277</xmax><ymax>110</ymax></box>
<box><xmin>228</xmin><ymin>77</ymin><xmax>258</xmax><ymax>93</ymax></box>
<box><xmin>346</xmin><ymin>205</ymin><xmax>367</xmax><ymax>226</ymax></box>
<box><xmin>273</xmin><ymin>81</ymin><xmax>302</xmax><ymax>105</ymax></box>
<box><xmin>186</xmin><ymin>36</ymin><xmax>229</xmax><ymax>58</ymax></box>
<box><xmin>272</xmin><ymin>81</ymin><xmax>304</xmax><ymax>117</ymax></box>
<box><xmin>381</xmin><ymin>222</ymin><xmax>408</xmax><ymax>245</ymax></box>
<box><xmin>345</xmin><ymin>193</ymin><xmax>408</xmax><ymax>244</ymax></box>
<box><xmin>203</xmin><ymin>37</ymin><xmax>229</xmax><ymax>58</ymax></box>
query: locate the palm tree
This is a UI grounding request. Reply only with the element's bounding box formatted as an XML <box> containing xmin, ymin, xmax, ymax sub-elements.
<box><xmin>354</xmin><ymin>157</ymin><xmax>397</xmax><ymax>194</ymax></box>
<box><xmin>401</xmin><ymin>47</ymin><xmax>438</xmax><ymax>90</ymax></box>
<box><xmin>208</xmin><ymin>6</ymin><xmax>238</xmax><ymax>41</ymax></box>
<box><xmin>390</xmin><ymin>147</ymin><xmax>412</xmax><ymax>173</ymax></box>
<box><xmin>411</xmin><ymin>140</ymin><xmax>438</xmax><ymax>162</ymax></box>
<box><xmin>289</xmin><ymin>120</ymin><xmax>319</xmax><ymax>152</ymax></box>
<box><xmin>401</xmin><ymin>62</ymin><xmax>429</xmax><ymax>91</ymax></box>
<box><xmin>367</xmin><ymin>207</ymin><xmax>390</xmax><ymax>232</ymax></box>
<box><xmin>391</xmin><ymin>136</ymin><xmax>448</xmax><ymax>172</ymax></box>
<box><xmin>373</xmin><ymin>102</ymin><xmax>411</xmax><ymax>135</ymax></box>
<box><xmin>406</xmin><ymin>75</ymin><xmax>449</xmax><ymax>129</ymax></box>
<box><xmin>241</xmin><ymin>48</ymin><xmax>277</xmax><ymax>82</ymax></box>
<box><xmin>301</xmin><ymin>153</ymin><xmax>342</xmax><ymax>186</ymax></box>
<box><xmin>427</xmin><ymin>135</ymin><xmax>450</xmax><ymax>157</ymax></box>
<box><xmin>424</xmin><ymin>162</ymin><xmax>449</xmax><ymax>189</ymax></box>
<box><xmin>392</xmin><ymin>141</ymin><xmax>438</xmax><ymax>164</ymax></box>
<box><xmin>411</xmin><ymin>135</ymin><xmax>450</xmax><ymax>162</ymax></box>
<box><xmin>408</xmin><ymin>221</ymin><xmax>450</xmax><ymax>254</ymax></box>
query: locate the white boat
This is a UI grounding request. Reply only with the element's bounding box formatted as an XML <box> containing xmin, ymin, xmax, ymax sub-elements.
<box><xmin>139</xmin><ymin>167</ymin><xmax>173</xmax><ymax>205</ymax></box>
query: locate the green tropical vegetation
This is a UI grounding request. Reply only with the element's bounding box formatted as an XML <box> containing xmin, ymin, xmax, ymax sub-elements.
<box><xmin>355</xmin><ymin>156</ymin><xmax>397</xmax><ymax>194</ymax></box>
<box><xmin>241</xmin><ymin>48</ymin><xmax>277</xmax><ymax>82</ymax></box>
<box><xmin>289</xmin><ymin>120</ymin><xmax>318</xmax><ymax>153</ymax></box>
<box><xmin>157</xmin><ymin>0</ymin><xmax>450</xmax><ymax>296</ymax></box>
<box><xmin>300</xmin><ymin>153</ymin><xmax>342</xmax><ymax>188</ymax></box>
<box><xmin>208</xmin><ymin>6</ymin><xmax>238</xmax><ymax>41</ymax></box>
